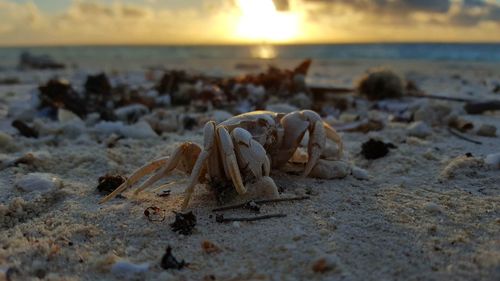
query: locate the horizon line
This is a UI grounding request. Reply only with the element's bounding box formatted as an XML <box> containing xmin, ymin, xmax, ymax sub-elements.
<box><xmin>1</xmin><ymin>41</ymin><xmax>499</xmax><ymax>48</ymax></box>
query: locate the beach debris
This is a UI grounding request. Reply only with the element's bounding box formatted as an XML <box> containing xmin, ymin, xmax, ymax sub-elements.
<box><xmin>156</xmin><ymin>190</ymin><xmax>171</xmax><ymax>197</ymax></box>
<box><xmin>211</xmin><ymin>196</ymin><xmax>310</xmax><ymax>212</ymax></box>
<box><xmin>351</xmin><ymin>166</ymin><xmax>370</xmax><ymax>180</ymax></box>
<box><xmin>334</xmin><ymin>119</ymin><xmax>384</xmax><ymax>133</ymax></box>
<box><xmin>97</xmin><ymin>174</ymin><xmax>126</xmax><ymax>195</ymax></box>
<box><xmin>215</xmin><ymin>213</ymin><xmax>286</xmax><ymax>223</ymax></box>
<box><xmin>448</xmin><ymin>116</ymin><xmax>473</xmax><ymax>132</ymax></box>
<box><xmin>85</xmin><ymin>73</ymin><xmax>112</xmax><ymax>96</ymax></box>
<box><xmin>144</xmin><ymin>206</ymin><xmax>165</xmax><ymax>222</ymax></box>
<box><xmin>114</xmin><ymin>104</ymin><xmax>149</xmax><ymax>123</ymax></box>
<box><xmin>312</xmin><ymin>255</ymin><xmax>341</xmax><ymax>273</ymax></box>
<box><xmin>440</xmin><ymin>155</ymin><xmax>484</xmax><ymax>180</ymax></box>
<box><xmin>0</xmin><ymin>77</ymin><xmax>20</xmax><ymax>85</ymax></box>
<box><xmin>3</xmin><ymin>267</ymin><xmax>22</xmax><ymax>281</ymax></box>
<box><xmin>19</xmin><ymin>51</ymin><xmax>65</xmax><ymax>70</ymax></box>
<box><xmin>464</xmin><ymin>100</ymin><xmax>500</xmax><ymax>115</ymax></box>
<box><xmin>160</xmin><ymin>246</ymin><xmax>188</xmax><ymax>270</ymax></box>
<box><xmin>423</xmin><ymin>202</ymin><xmax>443</xmax><ymax>214</ymax></box>
<box><xmin>170</xmin><ymin>211</ymin><xmax>196</xmax><ymax>235</ymax></box>
<box><xmin>493</xmin><ymin>84</ymin><xmax>500</xmax><ymax>94</ymax></box>
<box><xmin>309</xmin><ymin>159</ymin><xmax>350</xmax><ymax>179</ymax></box>
<box><xmin>111</xmin><ymin>261</ymin><xmax>149</xmax><ymax>278</ymax></box>
<box><xmin>201</xmin><ymin>240</ymin><xmax>221</xmax><ymax>254</ymax></box>
<box><xmin>0</xmin><ymin>132</ymin><xmax>20</xmax><ymax>153</ymax></box>
<box><xmin>98</xmin><ymin>110</ymin><xmax>343</xmax><ymax>209</ymax></box>
<box><xmin>11</xmin><ymin>120</ymin><xmax>38</xmax><ymax>138</ymax></box>
<box><xmin>0</xmin><ymin>153</ymin><xmax>36</xmax><ymax>171</ymax></box>
<box><xmin>356</xmin><ymin>69</ymin><xmax>404</xmax><ymax>100</ymax></box>
<box><xmin>447</xmin><ymin>128</ymin><xmax>482</xmax><ymax>145</ymax></box>
<box><xmin>476</xmin><ymin>124</ymin><xmax>497</xmax><ymax>137</ymax></box>
<box><xmin>38</xmin><ymin>79</ymin><xmax>87</xmax><ymax>118</ymax></box>
<box><xmin>407</xmin><ymin>121</ymin><xmax>432</xmax><ymax>138</ymax></box>
<box><xmin>94</xmin><ymin>120</ymin><xmax>157</xmax><ymax>139</ymax></box>
<box><xmin>361</xmin><ymin>139</ymin><xmax>396</xmax><ymax>159</ymax></box>
<box><xmin>15</xmin><ymin>173</ymin><xmax>63</xmax><ymax>193</ymax></box>
<box><xmin>413</xmin><ymin>102</ymin><xmax>452</xmax><ymax>126</ymax></box>
<box><xmin>485</xmin><ymin>153</ymin><xmax>500</xmax><ymax>169</ymax></box>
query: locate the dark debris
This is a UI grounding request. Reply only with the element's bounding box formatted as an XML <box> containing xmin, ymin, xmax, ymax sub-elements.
<box><xmin>361</xmin><ymin>139</ymin><xmax>397</xmax><ymax>160</ymax></box>
<box><xmin>160</xmin><ymin>246</ymin><xmax>188</xmax><ymax>270</ymax></box>
<box><xmin>170</xmin><ymin>211</ymin><xmax>197</xmax><ymax>235</ymax></box>
<box><xmin>96</xmin><ymin>174</ymin><xmax>126</xmax><ymax>195</ymax></box>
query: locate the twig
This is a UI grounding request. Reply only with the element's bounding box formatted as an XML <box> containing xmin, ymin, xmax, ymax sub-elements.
<box><xmin>215</xmin><ymin>213</ymin><xmax>286</xmax><ymax>223</ymax></box>
<box><xmin>211</xmin><ymin>196</ymin><xmax>310</xmax><ymax>212</ymax></box>
<box><xmin>447</xmin><ymin>128</ymin><xmax>482</xmax><ymax>145</ymax></box>
<box><xmin>406</xmin><ymin>93</ymin><xmax>472</xmax><ymax>102</ymax></box>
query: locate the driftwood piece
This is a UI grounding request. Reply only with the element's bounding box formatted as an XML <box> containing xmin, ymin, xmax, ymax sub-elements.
<box><xmin>464</xmin><ymin>101</ymin><xmax>500</xmax><ymax>115</ymax></box>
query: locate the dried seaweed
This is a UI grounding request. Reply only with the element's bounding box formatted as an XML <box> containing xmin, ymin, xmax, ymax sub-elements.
<box><xmin>361</xmin><ymin>139</ymin><xmax>397</xmax><ymax>160</ymax></box>
<box><xmin>170</xmin><ymin>211</ymin><xmax>196</xmax><ymax>235</ymax></box>
<box><xmin>96</xmin><ymin>174</ymin><xmax>126</xmax><ymax>195</ymax></box>
<box><xmin>160</xmin><ymin>246</ymin><xmax>188</xmax><ymax>270</ymax></box>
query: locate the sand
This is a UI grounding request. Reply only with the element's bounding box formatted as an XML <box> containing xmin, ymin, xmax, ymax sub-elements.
<box><xmin>0</xmin><ymin>59</ymin><xmax>499</xmax><ymax>281</ymax></box>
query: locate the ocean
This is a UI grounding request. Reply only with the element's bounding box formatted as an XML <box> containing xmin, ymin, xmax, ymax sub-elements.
<box><xmin>0</xmin><ymin>43</ymin><xmax>499</xmax><ymax>71</ymax></box>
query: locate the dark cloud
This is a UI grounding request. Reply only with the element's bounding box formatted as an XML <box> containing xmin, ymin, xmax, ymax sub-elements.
<box><xmin>304</xmin><ymin>0</ymin><xmax>451</xmax><ymax>14</ymax></box>
<box><xmin>303</xmin><ymin>0</ymin><xmax>500</xmax><ymax>26</ymax></box>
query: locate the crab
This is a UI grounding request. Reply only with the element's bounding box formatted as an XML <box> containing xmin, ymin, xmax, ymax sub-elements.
<box><xmin>99</xmin><ymin>110</ymin><xmax>343</xmax><ymax>208</ymax></box>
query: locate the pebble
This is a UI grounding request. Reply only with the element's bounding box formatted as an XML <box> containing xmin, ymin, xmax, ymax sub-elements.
<box><xmin>485</xmin><ymin>153</ymin><xmax>500</xmax><ymax>169</ymax></box>
<box><xmin>423</xmin><ymin>202</ymin><xmax>442</xmax><ymax>214</ymax></box>
<box><xmin>312</xmin><ymin>255</ymin><xmax>341</xmax><ymax>273</ymax></box>
<box><xmin>111</xmin><ymin>261</ymin><xmax>149</xmax><ymax>278</ymax></box>
<box><xmin>351</xmin><ymin>166</ymin><xmax>369</xmax><ymax>180</ymax></box>
<box><xmin>266</xmin><ymin>103</ymin><xmax>299</xmax><ymax>113</ymax></box>
<box><xmin>15</xmin><ymin>173</ymin><xmax>62</xmax><ymax>193</ymax></box>
<box><xmin>0</xmin><ymin>132</ymin><xmax>19</xmax><ymax>152</ymax></box>
<box><xmin>94</xmin><ymin>121</ymin><xmax>157</xmax><ymax>139</ymax></box>
<box><xmin>232</xmin><ymin>221</ymin><xmax>241</xmax><ymax>228</ymax></box>
<box><xmin>407</xmin><ymin>121</ymin><xmax>432</xmax><ymax>138</ymax></box>
<box><xmin>114</xmin><ymin>104</ymin><xmax>149</xmax><ymax>122</ymax></box>
<box><xmin>310</xmin><ymin>160</ymin><xmax>350</xmax><ymax>179</ymax></box>
<box><xmin>476</xmin><ymin>124</ymin><xmax>497</xmax><ymax>137</ymax></box>
<box><xmin>58</xmin><ymin>108</ymin><xmax>80</xmax><ymax>123</ymax></box>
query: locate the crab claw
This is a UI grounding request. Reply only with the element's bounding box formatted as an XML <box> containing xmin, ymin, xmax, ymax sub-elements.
<box><xmin>304</xmin><ymin>120</ymin><xmax>326</xmax><ymax>177</ymax></box>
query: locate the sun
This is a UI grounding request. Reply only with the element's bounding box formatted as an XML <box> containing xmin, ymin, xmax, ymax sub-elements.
<box><xmin>235</xmin><ymin>0</ymin><xmax>300</xmax><ymax>43</ymax></box>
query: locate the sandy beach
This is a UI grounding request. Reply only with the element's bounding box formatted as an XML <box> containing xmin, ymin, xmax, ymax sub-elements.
<box><xmin>0</xmin><ymin>57</ymin><xmax>499</xmax><ymax>281</ymax></box>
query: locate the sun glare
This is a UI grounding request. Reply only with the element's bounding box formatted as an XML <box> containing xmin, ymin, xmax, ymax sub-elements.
<box><xmin>235</xmin><ymin>0</ymin><xmax>300</xmax><ymax>43</ymax></box>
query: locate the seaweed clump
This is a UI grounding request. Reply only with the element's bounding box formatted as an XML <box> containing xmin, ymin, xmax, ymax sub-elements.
<box><xmin>170</xmin><ymin>211</ymin><xmax>197</xmax><ymax>235</ymax></box>
<box><xmin>357</xmin><ymin>69</ymin><xmax>404</xmax><ymax>100</ymax></box>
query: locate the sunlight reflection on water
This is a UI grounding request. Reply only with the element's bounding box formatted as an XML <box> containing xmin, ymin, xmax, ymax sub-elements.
<box><xmin>251</xmin><ymin>44</ymin><xmax>277</xmax><ymax>59</ymax></box>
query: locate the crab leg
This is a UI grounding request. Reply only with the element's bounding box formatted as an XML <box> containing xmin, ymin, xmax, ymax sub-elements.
<box><xmin>218</xmin><ymin>127</ymin><xmax>247</xmax><ymax>195</ymax></box>
<box><xmin>323</xmin><ymin>122</ymin><xmax>343</xmax><ymax>158</ymax></box>
<box><xmin>99</xmin><ymin>142</ymin><xmax>200</xmax><ymax>204</ymax></box>
<box><xmin>182</xmin><ymin>122</ymin><xmax>217</xmax><ymax>209</ymax></box>
<box><xmin>304</xmin><ymin>120</ymin><xmax>326</xmax><ymax>176</ymax></box>
<box><xmin>99</xmin><ymin>156</ymin><xmax>169</xmax><ymax>204</ymax></box>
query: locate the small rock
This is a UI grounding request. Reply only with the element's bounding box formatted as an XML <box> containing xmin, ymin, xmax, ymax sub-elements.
<box><xmin>111</xmin><ymin>261</ymin><xmax>149</xmax><ymax>278</ymax></box>
<box><xmin>0</xmin><ymin>132</ymin><xmax>19</xmax><ymax>152</ymax></box>
<box><xmin>15</xmin><ymin>173</ymin><xmax>62</xmax><ymax>193</ymax></box>
<box><xmin>424</xmin><ymin>202</ymin><xmax>442</xmax><ymax>214</ymax></box>
<box><xmin>94</xmin><ymin>121</ymin><xmax>157</xmax><ymax>139</ymax></box>
<box><xmin>485</xmin><ymin>153</ymin><xmax>500</xmax><ymax>169</ymax></box>
<box><xmin>58</xmin><ymin>108</ymin><xmax>80</xmax><ymax>123</ymax></box>
<box><xmin>407</xmin><ymin>121</ymin><xmax>432</xmax><ymax>138</ymax></box>
<box><xmin>232</xmin><ymin>221</ymin><xmax>241</xmax><ymax>228</ymax></box>
<box><xmin>310</xmin><ymin>160</ymin><xmax>350</xmax><ymax>179</ymax></box>
<box><xmin>114</xmin><ymin>104</ymin><xmax>149</xmax><ymax>123</ymax></box>
<box><xmin>266</xmin><ymin>103</ymin><xmax>299</xmax><ymax>113</ymax></box>
<box><xmin>440</xmin><ymin>155</ymin><xmax>484</xmax><ymax>180</ymax></box>
<box><xmin>476</xmin><ymin>124</ymin><xmax>497</xmax><ymax>137</ymax></box>
<box><xmin>356</xmin><ymin>68</ymin><xmax>404</xmax><ymax>100</ymax></box>
<box><xmin>312</xmin><ymin>255</ymin><xmax>341</xmax><ymax>273</ymax></box>
<box><xmin>351</xmin><ymin>166</ymin><xmax>369</xmax><ymax>180</ymax></box>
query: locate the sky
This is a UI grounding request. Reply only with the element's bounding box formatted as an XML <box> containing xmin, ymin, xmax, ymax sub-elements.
<box><xmin>0</xmin><ymin>0</ymin><xmax>499</xmax><ymax>46</ymax></box>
